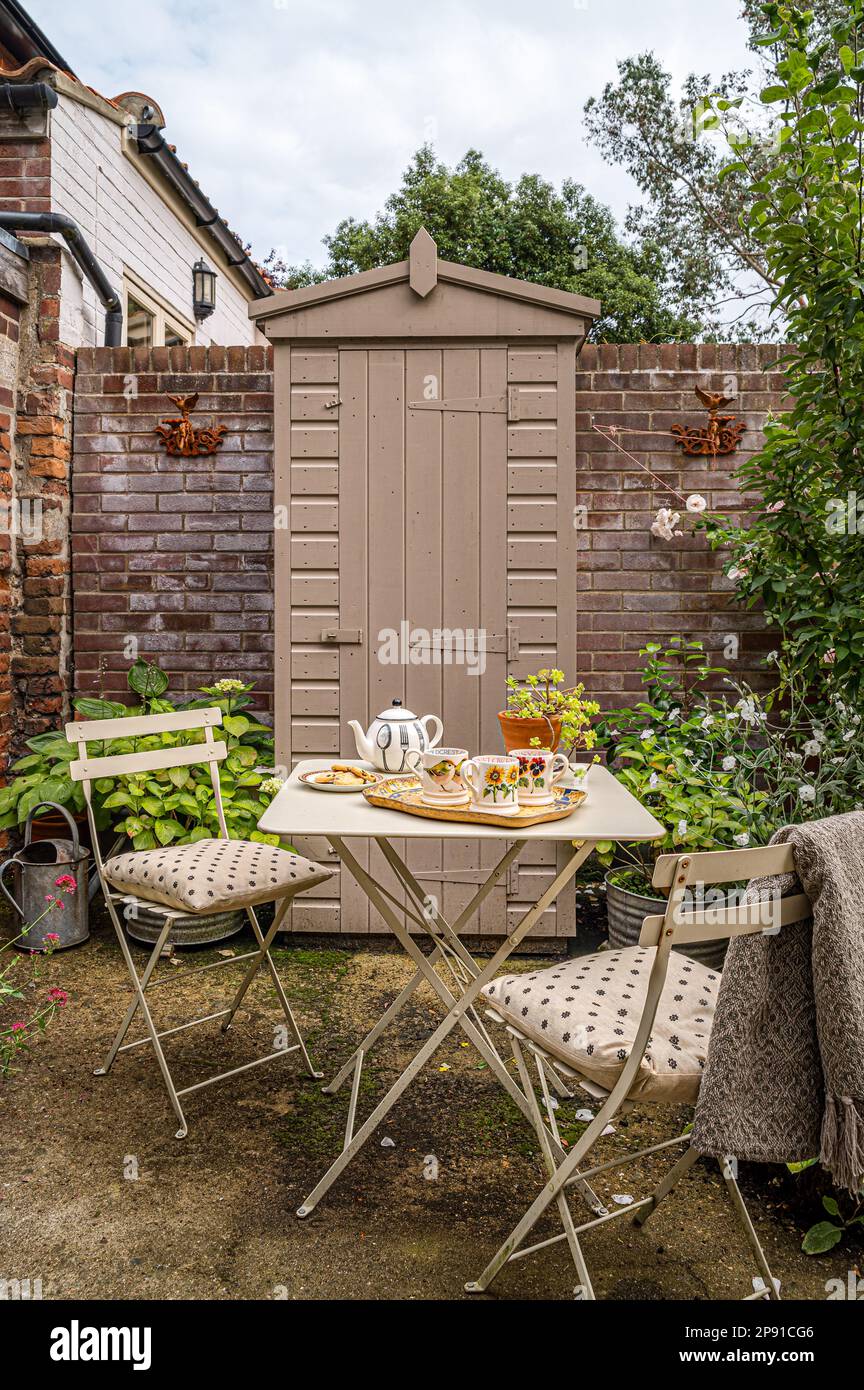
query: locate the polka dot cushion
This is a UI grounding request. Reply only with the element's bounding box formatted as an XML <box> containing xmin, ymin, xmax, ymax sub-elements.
<box><xmin>104</xmin><ymin>838</ymin><xmax>332</xmax><ymax>914</ymax></box>
<box><xmin>483</xmin><ymin>946</ymin><xmax>720</xmax><ymax>1105</ymax></box>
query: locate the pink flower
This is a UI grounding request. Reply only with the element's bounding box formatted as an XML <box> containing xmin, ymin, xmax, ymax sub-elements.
<box><xmin>10</xmin><ymin>1022</ymin><xmax>26</xmax><ymax>1033</ymax></box>
<box><xmin>766</xmin><ymin>500</ymin><xmax>785</xmax><ymax>513</ymax></box>
<box><xmin>823</xmin><ymin>648</ymin><xmax>836</xmax><ymax>665</ymax></box>
<box><xmin>44</xmin><ymin>894</ymin><xmax>54</xmax><ymax>902</ymax></box>
<box><xmin>43</xmin><ymin>933</ymin><xmax>60</xmax><ymax>944</ymax></box>
<box><xmin>54</xmin><ymin>874</ymin><xmax>77</xmax><ymax>894</ymax></box>
<box><xmin>47</xmin><ymin>988</ymin><xmax>68</xmax><ymax>1007</ymax></box>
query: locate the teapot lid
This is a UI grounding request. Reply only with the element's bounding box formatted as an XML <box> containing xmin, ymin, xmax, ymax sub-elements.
<box><xmin>377</xmin><ymin>698</ymin><xmax>417</xmax><ymax>721</ymax></box>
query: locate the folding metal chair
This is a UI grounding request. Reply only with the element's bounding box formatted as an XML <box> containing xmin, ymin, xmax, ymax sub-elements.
<box><xmin>464</xmin><ymin>844</ymin><xmax>811</xmax><ymax>1301</ymax></box>
<box><xmin>67</xmin><ymin>706</ymin><xmax>332</xmax><ymax>1138</ymax></box>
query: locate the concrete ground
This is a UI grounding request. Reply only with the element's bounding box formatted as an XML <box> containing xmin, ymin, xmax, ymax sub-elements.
<box><xmin>0</xmin><ymin>912</ymin><xmax>851</xmax><ymax>1302</ymax></box>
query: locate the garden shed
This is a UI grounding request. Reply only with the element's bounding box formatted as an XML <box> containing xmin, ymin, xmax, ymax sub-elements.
<box><xmin>249</xmin><ymin>229</ymin><xmax>600</xmax><ymax>939</ymax></box>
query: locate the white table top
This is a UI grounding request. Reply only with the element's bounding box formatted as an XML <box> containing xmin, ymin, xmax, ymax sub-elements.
<box><xmin>258</xmin><ymin>760</ymin><xmax>665</xmax><ymax>844</ymax></box>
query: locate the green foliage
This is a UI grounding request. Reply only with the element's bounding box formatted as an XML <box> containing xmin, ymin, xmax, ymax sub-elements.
<box><xmin>0</xmin><ymin>665</ymin><xmax>283</xmax><ymax>849</ymax></box>
<box><xmin>270</xmin><ymin>146</ymin><xmax>701</xmax><ymax>343</ymax></box>
<box><xmin>802</xmin><ymin>1192</ymin><xmax>864</xmax><ymax>1253</ymax></box>
<box><xmin>583</xmin><ymin>1</ymin><xmax>851</xmax><ymax>338</ymax></box>
<box><xmin>504</xmin><ymin>668</ymin><xmax>600</xmax><ymax>753</ymax></box>
<box><xmin>701</xmin><ymin>1</ymin><xmax>864</xmax><ymax>699</ymax></box>
<box><xmin>596</xmin><ymin>639</ymin><xmax>864</xmax><ymax>885</ymax></box>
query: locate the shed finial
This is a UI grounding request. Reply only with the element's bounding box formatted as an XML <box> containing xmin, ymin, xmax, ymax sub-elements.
<box><xmin>409</xmin><ymin>227</ymin><xmax>438</xmax><ymax>298</ymax></box>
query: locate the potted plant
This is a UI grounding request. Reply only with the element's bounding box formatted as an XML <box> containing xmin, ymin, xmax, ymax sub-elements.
<box><xmin>499</xmin><ymin>668</ymin><xmax>600</xmax><ymax>757</ymax></box>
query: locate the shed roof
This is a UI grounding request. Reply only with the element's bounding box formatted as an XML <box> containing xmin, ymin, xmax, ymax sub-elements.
<box><xmin>249</xmin><ymin>228</ymin><xmax>600</xmax><ymax>341</ymax></box>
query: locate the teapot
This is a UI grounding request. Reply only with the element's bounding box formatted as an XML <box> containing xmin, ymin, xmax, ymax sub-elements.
<box><xmin>348</xmin><ymin>700</ymin><xmax>443</xmax><ymax>773</ymax></box>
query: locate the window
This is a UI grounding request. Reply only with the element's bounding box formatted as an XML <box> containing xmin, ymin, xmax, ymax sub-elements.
<box><xmin>123</xmin><ymin>275</ymin><xmax>194</xmax><ymax>348</ymax></box>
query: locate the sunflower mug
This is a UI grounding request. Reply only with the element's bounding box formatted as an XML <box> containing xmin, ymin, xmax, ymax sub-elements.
<box><xmin>460</xmin><ymin>755</ymin><xmax>520</xmax><ymax>817</ymax></box>
<box><xmin>512</xmin><ymin>748</ymin><xmax>569</xmax><ymax>806</ymax></box>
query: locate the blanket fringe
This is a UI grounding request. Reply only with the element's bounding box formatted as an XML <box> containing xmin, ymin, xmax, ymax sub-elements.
<box><xmin>821</xmin><ymin>1094</ymin><xmax>864</xmax><ymax>1194</ymax></box>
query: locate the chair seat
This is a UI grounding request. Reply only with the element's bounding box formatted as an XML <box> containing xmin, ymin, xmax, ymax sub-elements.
<box><xmin>104</xmin><ymin>838</ymin><xmax>332</xmax><ymax>915</ymax></box>
<box><xmin>482</xmin><ymin>946</ymin><xmax>720</xmax><ymax>1104</ymax></box>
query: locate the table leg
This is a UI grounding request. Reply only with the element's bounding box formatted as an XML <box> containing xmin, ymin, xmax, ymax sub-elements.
<box><xmin>296</xmin><ymin>837</ymin><xmax>595</xmax><ymax>1218</ymax></box>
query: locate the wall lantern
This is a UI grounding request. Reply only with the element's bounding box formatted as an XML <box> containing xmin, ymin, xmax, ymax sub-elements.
<box><xmin>192</xmin><ymin>258</ymin><xmax>217</xmax><ymax>321</ymax></box>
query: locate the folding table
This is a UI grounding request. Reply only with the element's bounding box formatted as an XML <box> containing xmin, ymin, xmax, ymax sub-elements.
<box><xmin>257</xmin><ymin>759</ymin><xmax>663</xmax><ymax>1218</ymax></box>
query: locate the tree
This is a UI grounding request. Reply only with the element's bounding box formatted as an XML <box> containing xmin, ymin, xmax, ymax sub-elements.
<box><xmin>268</xmin><ymin>146</ymin><xmax>701</xmax><ymax>342</ymax></box>
<box><xmin>583</xmin><ymin>1</ymin><xmax>850</xmax><ymax>338</ymax></box>
<box><xmin>702</xmin><ymin>0</ymin><xmax>864</xmax><ymax>701</ymax></box>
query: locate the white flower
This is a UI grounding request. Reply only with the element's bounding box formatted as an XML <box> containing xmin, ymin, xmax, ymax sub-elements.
<box><xmin>668</xmin><ymin>707</ymin><xmax>680</xmax><ymax>722</ymax></box>
<box><xmin>677</xmin><ymin>819</ymin><xmax>688</xmax><ymax>837</ymax></box>
<box><xmin>701</xmin><ymin>714</ymin><xmax>715</xmax><ymax>729</ymax></box>
<box><xmin>651</xmin><ymin>507</ymin><xmax>682</xmax><ymax>541</ymax></box>
<box><xmin>735</xmin><ymin>697</ymin><xmax>760</xmax><ymax>727</ymax></box>
<box><xmin>686</xmin><ymin>493</ymin><xmax>708</xmax><ymax>513</ymax></box>
<box><xmin>260</xmin><ymin>776</ymin><xmax>285</xmax><ymax>797</ymax></box>
<box><xmin>802</xmin><ymin>739</ymin><xmax>822</xmax><ymax>758</ymax></box>
<box><xmin>648</xmin><ymin>771</ymin><xmax>659</xmax><ymax>789</ymax></box>
<box><xmin>766</xmin><ymin>650</ymin><xmax>779</xmax><ymax>664</ymax></box>
<box><xmin>212</xmin><ymin>678</ymin><xmax>245</xmax><ymax>693</ymax></box>
<box><xmin>640</xmin><ymin>728</ymin><xmax>655</xmax><ymax>743</ymax></box>
<box><xmin>722</xmin><ymin>755</ymin><xmax>737</xmax><ymax>771</ymax></box>
<box><xmin>798</xmin><ymin>784</ymin><xmax>817</xmax><ymax>804</ymax></box>
<box><xmin>733</xmin><ymin>832</ymin><xmax>750</xmax><ymax>847</ymax></box>
<box><xmin>843</xmin><ymin>730</ymin><xmax>855</xmax><ymax>742</ymax></box>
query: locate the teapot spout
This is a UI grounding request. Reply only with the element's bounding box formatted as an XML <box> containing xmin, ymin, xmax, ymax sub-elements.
<box><xmin>348</xmin><ymin>720</ymin><xmax>373</xmax><ymax>762</ymax></box>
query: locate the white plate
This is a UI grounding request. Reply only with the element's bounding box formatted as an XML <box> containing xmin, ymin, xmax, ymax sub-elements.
<box><xmin>300</xmin><ymin>768</ymin><xmax>381</xmax><ymax>794</ymax></box>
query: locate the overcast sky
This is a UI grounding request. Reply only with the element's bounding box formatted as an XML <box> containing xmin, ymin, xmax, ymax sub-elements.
<box><xmin>29</xmin><ymin>0</ymin><xmax>754</xmax><ymax>268</ymax></box>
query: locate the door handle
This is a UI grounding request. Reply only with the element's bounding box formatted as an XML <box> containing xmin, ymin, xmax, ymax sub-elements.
<box><xmin>320</xmin><ymin>628</ymin><xmax>363</xmax><ymax>644</ymax></box>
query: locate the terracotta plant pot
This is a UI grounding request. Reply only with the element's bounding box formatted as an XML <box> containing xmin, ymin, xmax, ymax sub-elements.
<box><xmin>498</xmin><ymin>710</ymin><xmax>562</xmax><ymax>753</ymax></box>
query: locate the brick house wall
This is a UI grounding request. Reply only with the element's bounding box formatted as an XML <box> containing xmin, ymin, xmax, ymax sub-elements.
<box><xmin>70</xmin><ymin>342</ymin><xmax>787</xmax><ymax>718</ymax></box>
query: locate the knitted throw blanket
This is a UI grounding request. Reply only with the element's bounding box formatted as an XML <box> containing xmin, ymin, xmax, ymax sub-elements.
<box><xmin>692</xmin><ymin>812</ymin><xmax>864</xmax><ymax>1193</ymax></box>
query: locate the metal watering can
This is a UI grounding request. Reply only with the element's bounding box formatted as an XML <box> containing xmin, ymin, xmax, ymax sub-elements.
<box><xmin>0</xmin><ymin>801</ymin><xmax>90</xmax><ymax>951</ymax></box>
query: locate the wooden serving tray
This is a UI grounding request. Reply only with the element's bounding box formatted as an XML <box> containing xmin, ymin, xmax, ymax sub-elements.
<box><xmin>363</xmin><ymin>775</ymin><xmax>587</xmax><ymax>827</ymax></box>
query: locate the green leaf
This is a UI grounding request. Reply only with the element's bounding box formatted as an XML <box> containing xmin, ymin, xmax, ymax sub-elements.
<box><xmin>127</xmin><ymin>660</ymin><xmax>169</xmax><ymax>700</ymax></box>
<box><xmin>802</xmin><ymin>1221</ymin><xmax>844</xmax><ymax>1254</ymax></box>
<box><xmin>760</xmin><ymin>84</ymin><xmax>789</xmax><ymax>102</ymax></box>
<box><xmin>223</xmin><ymin>715</ymin><xmax>251</xmax><ymax>738</ymax></box>
<box><xmin>155</xmin><ymin>818</ymin><xmax>185</xmax><ymax>845</ymax></box>
<box><xmin>72</xmin><ymin>696</ymin><xmax>128</xmax><ymax>720</ymax></box>
<box><xmin>132</xmin><ymin>830</ymin><xmax>157</xmax><ymax>851</ymax></box>
<box><xmin>822</xmin><ymin>1195</ymin><xmax>840</xmax><ymax>1217</ymax></box>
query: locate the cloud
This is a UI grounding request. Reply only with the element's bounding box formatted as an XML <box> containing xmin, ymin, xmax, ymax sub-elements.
<box><xmin>30</xmin><ymin>0</ymin><xmax>752</xmax><ymax>265</ymax></box>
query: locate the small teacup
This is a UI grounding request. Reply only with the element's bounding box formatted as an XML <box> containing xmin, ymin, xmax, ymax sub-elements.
<box><xmin>405</xmin><ymin>747</ymin><xmax>470</xmax><ymax>805</ymax></box>
<box><xmin>512</xmin><ymin>748</ymin><xmax>569</xmax><ymax>806</ymax></box>
<box><xmin>461</xmin><ymin>755</ymin><xmax>520</xmax><ymax>817</ymax></box>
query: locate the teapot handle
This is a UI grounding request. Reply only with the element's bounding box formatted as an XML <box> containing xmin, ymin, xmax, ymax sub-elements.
<box><xmin>420</xmin><ymin>714</ymin><xmax>443</xmax><ymax>749</ymax></box>
<box><xmin>0</xmin><ymin>858</ymin><xmax>23</xmax><ymax>919</ymax></box>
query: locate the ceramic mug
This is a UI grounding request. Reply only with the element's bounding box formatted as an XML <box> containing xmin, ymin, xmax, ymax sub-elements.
<box><xmin>512</xmin><ymin>748</ymin><xmax>569</xmax><ymax>806</ymax></box>
<box><xmin>461</xmin><ymin>755</ymin><xmax>520</xmax><ymax>817</ymax></box>
<box><xmin>405</xmin><ymin>747</ymin><xmax>470</xmax><ymax>805</ymax></box>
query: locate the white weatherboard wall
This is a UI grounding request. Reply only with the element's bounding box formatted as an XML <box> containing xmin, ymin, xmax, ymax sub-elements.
<box><xmin>49</xmin><ymin>93</ymin><xmax>261</xmax><ymax>349</ymax></box>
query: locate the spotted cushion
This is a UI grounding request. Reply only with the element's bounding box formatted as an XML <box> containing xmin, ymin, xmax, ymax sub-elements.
<box><xmin>104</xmin><ymin>838</ymin><xmax>332</xmax><ymax>914</ymax></box>
<box><xmin>482</xmin><ymin>946</ymin><xmax>720</xmax><ymax>1104</ymax></box>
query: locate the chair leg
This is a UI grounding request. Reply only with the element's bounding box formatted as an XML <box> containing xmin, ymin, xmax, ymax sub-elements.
<box><xmin>96</xmin><ymin>895</ymin><xmax>190</xmax><ymax>1139</ymax></box>
<box><xmin>632</xmin><ymin>1143</ymin><xmax>702</xmax><ymax>1227</ymax></box>
<box><xmin>465</xmin><ymin>1036</ymin><xmax>596</xmax><ymax>1299</ymax></box>
<box><xmin>236</xmin><ymin>902</ymin><xmax>322</xmax><ymax>1079</ymax></box>
<box><xmin>718</xmin><ymin>1156</ymin><xmax>781</xmax><ymax>1300</ymax></box>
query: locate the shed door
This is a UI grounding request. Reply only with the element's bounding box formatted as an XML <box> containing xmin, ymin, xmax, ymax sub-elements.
<box><xmin>284</xmin><ymin>341</ymin><xmax>574</xmax><ymax>937</ymax></box>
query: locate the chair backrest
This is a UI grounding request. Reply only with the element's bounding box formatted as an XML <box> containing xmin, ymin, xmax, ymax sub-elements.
<box><xmin>65</xmin><ymin>708</ymin><xmax>229</xmax><ymax>867</ymax></box>
<box><xmin>639</xmin><ymin>844</ymin><xmax>811</xmax><ymax>950</ymax></box>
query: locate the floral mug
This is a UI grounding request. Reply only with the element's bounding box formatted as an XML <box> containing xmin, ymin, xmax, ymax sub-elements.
<box><xmin>405</xmin><ymin>747</ymin><xmax>469</xmax><ymax>805</ymax></box>
<box><xmin>461</xmin><ymin>755</ymin><xmax>520</xmax><ymax>817</ymax></box>
<box><xmin>512</xmin><ymin>748</ymin><xmax>569</xmax><ymax>806</ymax></box>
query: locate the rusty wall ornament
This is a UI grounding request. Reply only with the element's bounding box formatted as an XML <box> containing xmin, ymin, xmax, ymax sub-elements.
<box><xmin>671</xmin><ymin>386</ymin><xmax>746</xmax><ymax>459</ymax></box>
<box><xmin>154</xmin><ymin>392</ymin><xmax>227</xmax><ymax>457</ymax></box>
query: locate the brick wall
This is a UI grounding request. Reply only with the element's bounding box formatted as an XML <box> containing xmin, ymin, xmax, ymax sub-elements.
<box><xmin>72</xmin><ymin>345</ymin><xmax>274</xmax><ymax>705</ymax></box>
<box><xmin>0</xmin><ymin>286</ymin><xmax>19</xmax><ymax>834</ymax></box>
<box><xmin>574</xmin><ymin>342</ymin><xmax>787</xmax><ymax>698</ymax></box>
<box><xmin>70</xmin><ymin>342</ymin><xmax>787</xmax><ymax>715</ymax></box>
<box><xmin>12</xmin><ymin>245</ymin><xmax>75</xmax><ymax>747</ymax></box>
